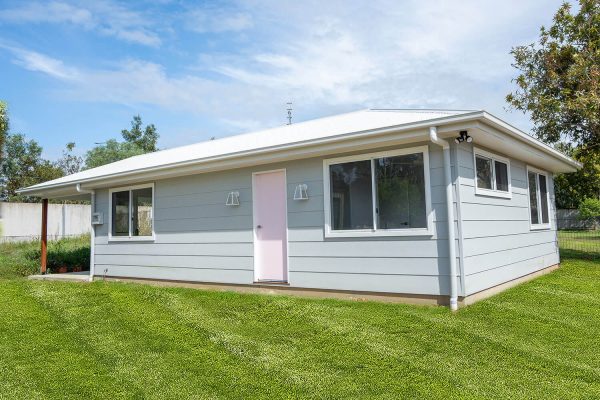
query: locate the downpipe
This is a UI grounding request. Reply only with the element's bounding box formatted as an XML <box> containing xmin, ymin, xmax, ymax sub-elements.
<box><xmin>429</xmin><ymin>127</ymin><xmax>459</xmax><ymax>311</ymax></box>
<box><xmin>76</xmin><ymin>184</ymin><xmax>96</xmax><ymax>282</ymax></box>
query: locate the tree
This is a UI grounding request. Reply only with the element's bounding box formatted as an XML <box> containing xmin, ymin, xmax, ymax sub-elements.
<box><xmin>0</xmin><ymin>133</ymin><xmax>64</xmax><ymax>201</ymax></box>
<box><xmin>506</xmin><ymin>0</ymin><xmax>600</xmax><ymax>153</ymax></box>
<box><xmin>0</xmin><ymin>101</ymin><xmax>8</xmax><ymax>162</ymax></box>
<box><xmin>578</xmin><ymin>197</ymin><xmax>600</xmax><ymax>219</ymax></box>
<box><xmin>56</xmin><ymin>142</ymin><xmax>83</xmax><ymax>175</ymax></box>
<box><xmin>553</xmin><ymin>142</ymin><xmax>600</xmax><ymax>208</ymax></box>
<box><xmin>121</xmin><ymin>115</ymin><xmax>159</xmax><ymax>152</ymax></box>
<box><xmin>84</xmin><ymin>139</ymin><xmax>147</xmax><ymax>169</ymax></box>
<box><xmin>84</xmin><ymin>115</ymin><xmax>159</xmax><ymax>169</ymax></box>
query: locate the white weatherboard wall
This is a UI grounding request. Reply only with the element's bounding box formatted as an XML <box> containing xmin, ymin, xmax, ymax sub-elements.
<box><xmin>93</xmin><ymin>142</ymin><xmax>462</xmax><ymax>297</ymax></box>
<box><xmin>0</xmin><ymin>202</ymin><xmax>91</xmax><ymax>242</ymax></box>
<box><xmin>457</xmin><ymin>144</ymin><xmax>559</xmax><ymax>296</ymax></box>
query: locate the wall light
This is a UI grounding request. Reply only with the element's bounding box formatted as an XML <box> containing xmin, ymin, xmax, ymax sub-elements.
<box><xmin>225</xmin><ymin>191</ymin><xmax>240</xmax><ymax>206</ymax></box>
<box><xmin>455</xmin><ymin>130</ymin><xmax>472</xmax><ymax>144</ymax></box>
<box><xmin>293</xmin><ymin>184</ymin><xmax>309</xmax><ymax>200</ymax></box>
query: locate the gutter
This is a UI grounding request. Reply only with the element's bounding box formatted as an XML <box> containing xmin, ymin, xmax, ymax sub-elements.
<box><xmin>76</xmin><ymin>184</ymin><xmax>95</xmax><ymax>282</ymax></box>
<box><xmin>429</xmin><ymin>127</ymin><xmax>459</xmax><ymax>311</ymax></box>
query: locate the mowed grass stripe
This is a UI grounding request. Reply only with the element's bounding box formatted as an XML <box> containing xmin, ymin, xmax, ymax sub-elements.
<box><xmin>0</xmin><ymin>253</ymin><xmax>598</xmax><ymax>398</ymax></box>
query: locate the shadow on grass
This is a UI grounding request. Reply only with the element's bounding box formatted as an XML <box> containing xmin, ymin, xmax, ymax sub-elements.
<box><xmin>560</xmin><ymin>248</ymin><xmax>600</xmax><ymax>262</ymax></box>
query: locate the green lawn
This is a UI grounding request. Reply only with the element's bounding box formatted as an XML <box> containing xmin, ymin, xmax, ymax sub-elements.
<box><xmin>0</xmin><ymin>240</ymin><xmax>599</xmax><ymax>398</ymax></box>
<box><xmin>557</xmin><ymin>230</ymin><xmax>600</xmax><ymax>256</ymax></box>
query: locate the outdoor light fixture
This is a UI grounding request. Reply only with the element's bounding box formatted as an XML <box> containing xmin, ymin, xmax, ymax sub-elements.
<box><xmin>225</xmin><ymin>191</ymin><xmax>240</xmax><ymax>206</ymax></box>
<box><xmin>455</xmin><ymin>130</ymin><xmax>472</xmax><ymax>144</ymax></box>
<box><xmin>293</xmin><ymin>184</ymin><xmax>309</xmax><ymax>200</ymax></box>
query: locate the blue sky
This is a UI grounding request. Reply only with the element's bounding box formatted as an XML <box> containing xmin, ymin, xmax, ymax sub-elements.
<box><xmin>0</xmin><ymin>0</ymin><xmax>565</xmax><ymax>160</ymax></box>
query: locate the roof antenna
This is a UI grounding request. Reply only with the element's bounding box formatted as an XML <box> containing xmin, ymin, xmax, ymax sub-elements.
<box><xmin>286</xmin><ymin>102</ymin><xmax>293</xmax><ymax>125</ymax></box>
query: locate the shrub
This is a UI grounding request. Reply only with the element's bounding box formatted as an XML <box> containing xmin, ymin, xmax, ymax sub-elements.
<box><xmin>578</xmin><ymin>198</ymin><xmax>600</xmax><ymax>220</ymax></box>
<box><xmin>0</xmin><ymin>235</ymin><xmax>90</xmax><ymax>278</ymax></box>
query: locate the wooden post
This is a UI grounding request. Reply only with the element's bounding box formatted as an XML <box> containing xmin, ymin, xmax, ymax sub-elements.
<box><xmin>41</xmin><ymin>199</ymin><xmax>48</xmax><ymax>274</ymax></box>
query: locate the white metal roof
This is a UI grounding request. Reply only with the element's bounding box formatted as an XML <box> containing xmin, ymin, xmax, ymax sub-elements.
<box><xmin>19</xmin><ymin>108</ymin><xmax>580</xmax><ymax>197</ymax></box>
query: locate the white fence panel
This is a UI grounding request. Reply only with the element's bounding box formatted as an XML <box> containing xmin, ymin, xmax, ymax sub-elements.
<box><xmin>0</xmin><ymin>202</ymin><xmax>91</xmax><ymax>242</ymax></box>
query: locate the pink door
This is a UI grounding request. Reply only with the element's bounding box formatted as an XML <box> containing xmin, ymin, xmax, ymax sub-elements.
<box><xmin>253</xmin><ymin>170</ymin><xmax>288</xmax><ymax>282</ymax></box>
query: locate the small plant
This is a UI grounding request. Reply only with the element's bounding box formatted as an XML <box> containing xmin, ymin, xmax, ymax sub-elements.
<box><xmin>0</xmin><ymin>235</ymin><xmax>90</xmax><ymax>278</ymax></box>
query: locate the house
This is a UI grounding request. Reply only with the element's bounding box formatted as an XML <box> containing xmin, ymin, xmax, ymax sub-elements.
<box><xmin>20</xmin><ymin>109</ymin><xmax>580</xmax><ymax>309</ymax></box>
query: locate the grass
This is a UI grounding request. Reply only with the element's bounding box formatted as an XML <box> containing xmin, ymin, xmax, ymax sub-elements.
<box><xmin>0</xmin><ymin>235</ymin><xmax>90</xmax><ymax>278</ymax></box>
<box><xmin>0</xmin><ymin>239</ymin><xmax>598</xmax><ymax>398</ymax></box>
<box><xmin>557</xmin><ymin>230</ymin><xmax>600</xmax><ymax>256</ymax></box>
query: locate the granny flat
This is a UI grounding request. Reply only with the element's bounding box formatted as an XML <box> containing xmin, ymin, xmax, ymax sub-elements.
<box><xmin>21</xmin><ymin>109</ymin><xmax>580</xmax><ymax>309</ymax></box>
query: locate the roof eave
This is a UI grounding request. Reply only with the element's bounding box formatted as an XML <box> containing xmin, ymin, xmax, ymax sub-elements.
<box><xmin>18</xmin><ymin>110</ymin><xmax>581</xmax><ymax>197</ymax></box>
<box><xmin>478</xmin><ymin>111</ymin><xmax>581</xmax><ymax>171</ymax></box>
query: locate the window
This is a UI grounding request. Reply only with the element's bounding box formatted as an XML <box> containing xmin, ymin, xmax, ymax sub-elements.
<box><xmin>527</xmin><ymin>168</ymin><xmax>550</xmax><ymax>228</ymax></box>
<box><xmin>109</xmin><ymin>184</ymin><xmax>154</xmax><ymax>240</ymax></box>
<box><xmin>474</xmin><ymin>148</ymin><xmax>511</xmax><ymax>198</ymax></box>
<box><xmin>324</xmin><ymin>146</ymin><xmax>431</xmax><ymax>237</ymax></box>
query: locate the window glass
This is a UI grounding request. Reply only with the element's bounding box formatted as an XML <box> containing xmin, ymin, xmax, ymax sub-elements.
<box><xmin>528</xmin><ymin>172</ymin><xmax>539</xmax><ymax>225</ymax></box>
<box><xmin>132</xmin><ymin>188</ymin><xmax>153</xmax><ymax>236</ymax></box>
<box><xmin>330</xmin><ymin>160</ymin><xmax>373</xmax><ymax>230</ymax></box>
<box><xmin>539</xmin><ymin>174</ymin><xmax>549</xmax><ymax>224</ymax></box>
<box><xmin>112</xmin><ymin>191</ymin><xmax>130</xmax><ymax>236</ymax></box>
<box><xmin>476</xmin><ymin>156</ymin><xmax>493</xmax><ymax>190</ymax></box>
<box><xmin>376</xmin><ymin>153</ymin><xmax>426</xmax><ymax>229</ymax></box>
<box><xmin>494</xmin><ymin>161</ymin><xmax>509</xmax><ymax>192</ymax></box>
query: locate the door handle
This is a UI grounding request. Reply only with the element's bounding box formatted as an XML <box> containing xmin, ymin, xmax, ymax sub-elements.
<box><xmin>256</xmin><ymin>225</ymin><xmax>262</xmax><ymax>229</ymax></box>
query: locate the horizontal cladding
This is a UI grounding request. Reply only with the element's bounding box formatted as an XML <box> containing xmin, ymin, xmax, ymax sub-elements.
<box><xmin>95</xmin><ymin>242</ymin><xmax>253</xmax><ymax>257</ymax></box>
<box><xmin>463</xmin><ymin>230</ymin><xmax>557</xmax><ymax>257</ymax></box>
<box><xmin>463</xmin><ymin>241</ymin><xmax>557</xmax><ymax>275</ymax></box>
<box><xmin>95</xmin><ymin>254</ymin><xmax>253</xmax><ymax>270</ymax></box>
<box><xmin>465</xmin><ymin>252</ymin><xmax>559</xmax><ymax>295</ymax></box>
<box><xmin>289</xmin><ymin>256</ymin><xmax>449</xmax><ymax>276</ymax></box>
<box><xmin>290</xmin><ymin>272</ymin><xmax>455</xmax><ymax>296</ymax></box>
<box><xmin>99</xmin><ymin>265</ymin><xmax>253</xmax><ymax>285</ymax></box>
<box><xmin>457</xmin><ymin>143</ymin><xmax>559</xmax><ymax>295</ymax></box>
<box><xmin>92</xmin><ymin>143</ymin><xmax>454</xmax><ymax>295</ymax></box>
<box><xmin>289</xmin><ymin>239</ymin><xmax>450</xmax><ymax>258</ymax></box>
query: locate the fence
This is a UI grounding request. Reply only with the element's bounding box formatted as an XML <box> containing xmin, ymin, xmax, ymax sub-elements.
<box><xmin>0</xmin><ymin>202</ymin><xmax>91</xmax><ymax>243</ymax></box>
<box><xmin>557</xmin><ymin>209</ymin><xmax>599</xmax><ymax>230</ymax></box>
<box><xmin>557</xmin><ymin>230</ymin><xmax>600</xmax><ymax>259</ymax></box>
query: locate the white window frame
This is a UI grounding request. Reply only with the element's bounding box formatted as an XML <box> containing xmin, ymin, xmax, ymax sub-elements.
<box><xmin>473</xmin><ymin>147</ymin><xmax>512</xmax><ymax>199</ymax></box>
<box><xmin>323</xmin><ymin>145</ymin><xmax>433</xmax><ymax>238</ymax></box>
<box><xmin>526</xmin><ymin>166</ymin><xmax>551</xmax><ymax>230</ymax></box>
<box><xmin>108</xmin><ymin>183</ymin><xmax>155</xmax><ymax>242</ymax></box>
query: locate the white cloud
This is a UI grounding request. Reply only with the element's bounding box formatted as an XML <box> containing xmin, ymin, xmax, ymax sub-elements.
<box><xmin>0</xmin><ymin>43</ymin><xmax>80</xmax><ymax>80</ymax></box>
<box><xmin>0</xmin><ymin>1</ymin><xmax>161</xmax><ymax>46</ymax></box>
<box><xmin>0</xmin><ymin>2</ymin><xmax>94</xmax><ymax>26</ymax></box>
<box><xmin>0</xmin><ymin>0</ymin><xmax>566</xmax><ymax>137</ymax></box>
<box><xmin>185</xmin><ymin>7</ymin><xmax>253</xmax><ymax>33</ymax></box>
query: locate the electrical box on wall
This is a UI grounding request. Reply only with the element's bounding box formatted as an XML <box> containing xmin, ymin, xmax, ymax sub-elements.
<box><xmin>91</xmin><ymin>212</ymin><xmax>104</xmax><ymax>225</ymax></box>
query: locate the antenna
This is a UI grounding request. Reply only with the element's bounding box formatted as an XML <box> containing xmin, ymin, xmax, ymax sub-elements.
<box><xmin>286</xmin><ymin>102</ymin><xmax>293</xmax><ymax>125</ymax></box>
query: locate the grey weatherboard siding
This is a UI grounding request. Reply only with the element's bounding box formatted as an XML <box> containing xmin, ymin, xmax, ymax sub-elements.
<box><xmin>456</xmin><ymin>144</ymin><xmax>559</xmax><ymax>296</ymax></box>
<box><xmin>92</xmin><ymin>140</ymin><xmax>558</xmax><ymax>298</ymax></box>
<box><xmin>93</xmin><ymin>142</ymin><xmax>463</xmax><ymax>297</ymax></box>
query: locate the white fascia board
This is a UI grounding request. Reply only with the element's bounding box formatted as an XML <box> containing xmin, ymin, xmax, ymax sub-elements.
<box><xmin>479</xmin><ymin>112</ymin><xmax>581</xmax><ymax>171</ymax></box>
<box><xmin>18</xmin><ymin>110</ymin><xmax>580</xmax><ymax>197</ymax></box>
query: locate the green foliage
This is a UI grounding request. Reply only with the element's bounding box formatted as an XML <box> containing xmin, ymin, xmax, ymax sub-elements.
<box><xmin>121</xmin><ymin>115</ymin><xmax>159</xmax><ymax>152</ymax></box>
<box><xmin>56</xmin><ymin>142</ymin><xmax>83</xmax><ymax>175</ymax></box>
<box><xmin>578</xmin><ymin>197</ymin><xmax>600</xmax><ymax>219</ymax></box>
<box><xmin>506</xmin><ymin>0</ymin><xmax>600</xmax><ymax>153</ymax></box>
<box><xmin>84</xmin><ymin>139</ymin><xmax>147</xmax><ymax>169</ymax></box>
<box><xmin>0</xmin><ymin>101</ymin><xmax>8</xmax><ymax>161</ymax></box>
<box><xmin>84</xmin><ymin>115</ymin><xmax>159</xmax><ymax>169</ymax></box>
<box><xmin>0</xmin><ymin>236</ymin><xmax>90</xmax><ymax>278</ymax></box>
<box><xmin>0</xmin><ymin>133</ymin><xmax>64</xmax><ymax>201</ymax></box>
<box><xmin>553</xmin><ymin>143</ymin><xmax>600</xmax><ymax>208</ymax></box>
